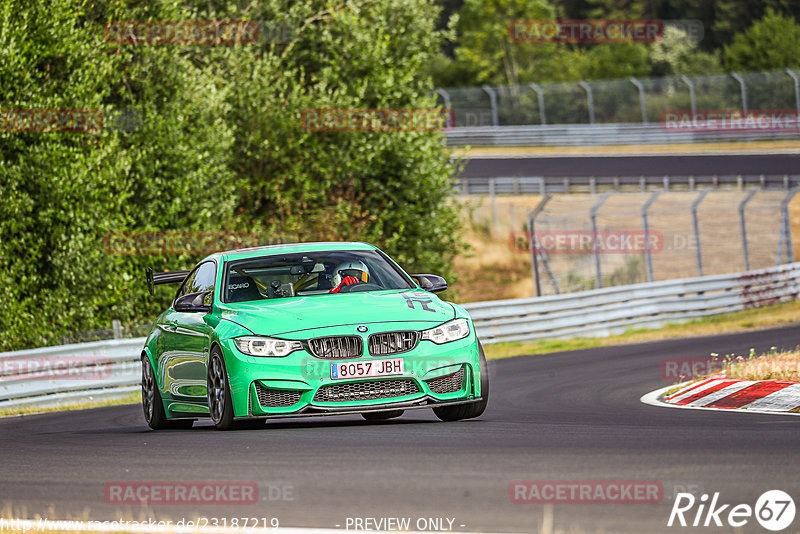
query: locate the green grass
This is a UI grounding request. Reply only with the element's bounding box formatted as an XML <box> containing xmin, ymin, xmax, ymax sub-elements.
<box><xmin>0</xmin><ymin>391</ymin><xmax>141</xmax><ymax>418</ymax></box>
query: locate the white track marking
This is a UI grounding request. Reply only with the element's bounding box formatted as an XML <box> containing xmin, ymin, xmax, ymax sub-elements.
<box><xmin>743</xmin><ymin>383</ymin><xmax>800</xmax><ymax>411</ymax></box>
<box><xmin>667</xmin><ymin>379</ymin><xmax>727</xmax><ymax>403</ymax></box>
<box><xmin>685</xmin><ymin>381</ymin><xmax>756</xmax><ymax>407</ymax></box>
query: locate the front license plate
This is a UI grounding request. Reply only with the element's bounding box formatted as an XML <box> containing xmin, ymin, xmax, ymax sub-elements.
<box><xmin>330</xmin><ymin>358</ymin><xmax>404</xmax><ymax>380</ymax></box>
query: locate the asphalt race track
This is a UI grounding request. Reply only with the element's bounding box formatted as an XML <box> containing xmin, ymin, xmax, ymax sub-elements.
<box><xmin>459</xmin><ymin>153</ymin><xmax>800</xmax><ymax>178</ymax></box>
<box><xmin>2</xmin><ymin>325</ymin><xmax>799</xmax><ymax>533</ymax></box>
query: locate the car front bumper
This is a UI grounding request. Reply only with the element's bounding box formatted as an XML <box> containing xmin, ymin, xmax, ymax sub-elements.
<box><xmin>219</xmin><ymin>326</ymin><xmax>482</xmax><ymax>418</ymax></box>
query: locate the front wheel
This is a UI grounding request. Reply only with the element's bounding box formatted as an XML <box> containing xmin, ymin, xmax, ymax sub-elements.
<box><xmin>208</xmin><ymin>349</ymin><xmax>235</xmax><ymax>430</ymax></box>
<box><xmin>433</xmin><ymin>341</ymin><xmax>489</xmax><ymax>422</ymax></box>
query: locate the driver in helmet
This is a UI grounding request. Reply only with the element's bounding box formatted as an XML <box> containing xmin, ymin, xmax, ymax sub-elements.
<box><xmin>329</xmin><ymin>260</ymin><xmax>370</xmax><ymax>293</ymax></box>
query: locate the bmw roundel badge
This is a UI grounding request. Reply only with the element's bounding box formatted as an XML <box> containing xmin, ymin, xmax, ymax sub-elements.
<box><xmin>357</xmin><ymin>325</ymin><xmax>368</xmax><ymax>333</ymax></box>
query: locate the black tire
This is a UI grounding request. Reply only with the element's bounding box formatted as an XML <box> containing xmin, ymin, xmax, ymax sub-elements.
<box><xmin>142</xmin><ymin>356</ymin><xmax>194</xmax><ymax>430</ymax></box>
<box><xmin>207</xmin><ymin>348</ymin><xmax>236</xmax><ymax>430</ymax></box>
<box><xmin>433</xmin><ymin>341</ymin><xmax>490</xmax><ymax>422</ymax></box>
<box><xmin>361</xmin><ymin>410</ymin><xmax>404</xmax><ymax>421</ymax></box>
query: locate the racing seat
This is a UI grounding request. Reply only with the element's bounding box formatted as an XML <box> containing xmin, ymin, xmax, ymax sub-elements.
<box><xmin>226</xmin><ymin>274</ymin><xmax>263</xmax><ymax>302</ymax></box>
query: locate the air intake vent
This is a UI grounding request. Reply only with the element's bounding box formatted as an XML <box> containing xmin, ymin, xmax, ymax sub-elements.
<box><xmin>308</xmin><ymin>336</ymin><xmax>363</xmax><ymax>359</ymax></box>
<box><xmin>425</xmin><ymin>366</ymin><xmax>465</xmax><ymax>394</ymax></box>
<box><xmin>314</xmin><ymin>379</ymin><xmax>419</xmax><ymax>402</ymax></box>
<box><xmin>368</xmin><ymin>331</ymin><xmax>420</xmax><ymax>356</ymax></box>
<box><xmin>255</xmin><ymin>383</ymin><xmax>302</xmax><ymax>408</ymax></box>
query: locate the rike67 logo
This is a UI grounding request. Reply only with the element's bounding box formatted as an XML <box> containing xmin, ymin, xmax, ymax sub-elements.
<box><xmin>668</xmin><ymin>490</ymin><xmax>795</xmax><ymax>531</ymax></box>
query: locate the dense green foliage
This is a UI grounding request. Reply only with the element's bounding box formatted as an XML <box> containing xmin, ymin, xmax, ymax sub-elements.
<box><xmin>0</xmin><ymin>0</ymin><xmax>462</xmax><ymax>350</ymax></box>
<box><xmin>433</xmin><ymin>0</ymin><xmax>800</xmax><ymax>86</ymax></box>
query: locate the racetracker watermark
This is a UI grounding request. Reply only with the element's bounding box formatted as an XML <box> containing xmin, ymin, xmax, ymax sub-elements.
<box><xmin>1</xmin><ymin>108</ymin><xmax>144</xmax><ymax>133</ymax></box>
<box><xmin>0</xmin><ymin>356</ymin><xmax>111</xmax><ymax>381</ymax></box>
<box><xmin>510</xmin><ymin>480</ymin><xmax>663</xmax><ymax>504</ymax></box>
<box><xmin>661</xmin><ymin>358</ymin><xmax>726</xmax><ymax>381</ymax></box>
<box><xmin>104</xmin><ymin>482</ymin><xmax>263</xmax><ymax>505</ymax></box>
<box><xmin>509</xmin><ymin>230</ymin><xmax>664</xmax><ymax>254</ymax></box>
<box><xmin>661</xmin><ymin>110</ymin><xmax>800</xmax><ymax>133</ymax></box>
<box><xmin>301</xmin><ymin>108</ymin><xmax>451</xmax><ymax>133</ymax></box>
<box><xmin>510</xmin><ymin>20</ymin><xmax>664</xmax><ymax>43</ymax></box>
<box><xmin>0</xmin><ymin>108</ymin><xmax>103</xmax><ymax>132</ymax></box>
<box><xmin>103</xmin><ymin>231</ymin><xmax>265</xmax><ymax>256</ymax></box>
<box><xmin>105</xmin><ymin>21</ymin><xmax>256</xmax><ymax>45</ymax></box>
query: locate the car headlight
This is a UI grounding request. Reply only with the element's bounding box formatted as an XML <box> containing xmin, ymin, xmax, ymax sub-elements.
<box><xmin>234</xmin><ymin>336</ymin><xmax>303</xmax><ymax>357</ymax></box>
<box><xmin>421</xmin><ymin>318</ymin><xmax>470</xmax><ymax>344</ymax></box>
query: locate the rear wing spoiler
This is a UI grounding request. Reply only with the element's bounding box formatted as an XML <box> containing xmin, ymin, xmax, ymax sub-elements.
<box><xmin>145</xmin><ymin>267</ymin><xmax>191</xmax><ymax>297</ymax></box>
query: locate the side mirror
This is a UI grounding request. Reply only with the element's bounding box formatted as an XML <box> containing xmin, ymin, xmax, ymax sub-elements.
<box><xmin>174</xmin><ymin>291</ymin><xmax>212</xmax><ymax>313</ymax></box>
<box><xmin>411</xmin><ymin>274</ymin><xmax>447</xmax><ymax>293</ymax></box>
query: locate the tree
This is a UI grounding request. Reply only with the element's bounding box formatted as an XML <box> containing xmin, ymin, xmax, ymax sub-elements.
<box><xmin>723</xmin><ymin>8</ymin><xmax>800</xmax><ymax>71</ymax></box>
<box><xmin>215</xmin><ymin>0</ymin><xmax>464</xmax><ymax>283</ymax></box>
<box><xmin>650</xmin><ymin>26</ymin><xmax>722</xmax><ymax>76</ymax></box>
<box><xmin>442</xmin><ymin>0</ymin><xmax>583</xmax><ymax>86</ymax></box>
<box><xmin>1</xmin><ymin>0</ymin><xmax>467</xmax><ymax>349</ymax></box>
<box><xmin>713</xmin><ymin>0</ymin><xmax>800</xmax><ymax>48</ymax></box>
<box><xmin>579</xmin><ymin>43</ymin><xmax>651</xmax><ymax>80</ymax></box>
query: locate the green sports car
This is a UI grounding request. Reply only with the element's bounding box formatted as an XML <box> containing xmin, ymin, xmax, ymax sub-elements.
<box><xmin>141</xmin><ymin>241</ymin><xmax>489</xmax><ymax>430</ymax></box>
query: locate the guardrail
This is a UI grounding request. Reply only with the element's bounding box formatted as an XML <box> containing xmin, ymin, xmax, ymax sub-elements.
<box><xmin>463</xmin><ymin>263</ymin><xmax>800</xmax><ymax>344</ymax></box>
<box><xmin>456</xmin><ymin>175</ymin><xmax>800</xmax><ymax>195</ymax></box>
<box><xmin>0</xmin><ymin>338</ymin><xmax>144</xmax><ymax>410</ymax></box>
<box><xmin>2</xmin><ymin>263</ymin><xmax>798</xmax><ymax>409</ymax></box>
<box><xmin>445</xmin><ymin>123</ymin><xmax>800</xmax><ymax>147</ymax></box>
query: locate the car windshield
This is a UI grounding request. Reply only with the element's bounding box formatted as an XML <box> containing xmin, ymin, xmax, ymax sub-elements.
<box><xmin>224</xmin><ymin>249</ymin><xmax>414</xmax><ymax>302</ymax></box>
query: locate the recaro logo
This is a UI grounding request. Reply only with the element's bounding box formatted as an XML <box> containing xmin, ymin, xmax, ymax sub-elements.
<box><xmin>228</xmin><ymin>283</ymin><xmax>250</xmax><ymax>290</ymax></box>
<box><xmin>668</xmin><ymin>490</ymin><xmax>795</xmax><ymax>531</ymax></box>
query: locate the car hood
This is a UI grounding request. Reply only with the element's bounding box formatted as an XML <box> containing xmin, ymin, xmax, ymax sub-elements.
<box><xmin>216</xmin><ymin>289</ymin><xmax>454</xmax><ymax>336</ymax></box>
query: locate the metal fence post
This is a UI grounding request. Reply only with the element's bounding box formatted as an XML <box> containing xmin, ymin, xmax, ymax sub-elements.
<box><xmin>681</xmin><ymin>75</ymin><xmax>697</xmax><ymax>119</ymax></box>
<box><xmin>578</xmin><ymin>81</ymin><xmax>595</xmax><ymax>124</ymax></box>
<box><xmin>739</xmin><ymin>189</ymin><xmax>758</xmax><ymax>271</ymax></box>
<box><xmin>629</xmin><ymin>77</ymin><xmax>647</xmax><ymax>124</ymax></box>
<box><xmin>641</xmin><ymin>191</ymin><xmax>661</xmax><ymax>282</ymax></box>
<box><xmin>787</xmin><ymin>69</ymin><xmax>800</xmax><ymax>118</ymax></box>
<box><xmin>590</xmin><ymin>192</ymin><xmax>612</xmax><ymax>288</ymax></box>
<box><xmin>731</xmin><ymin>73</ymin><xmax>748</xmax><ymax>114</ymax></box>
<box><xmin>112</xmin><ymin>320</ymin><xmax>122</xmax><ymax>340</ymax></box>
<box><xmin>481</xmin><ymin>85</ymin><xmax>499</xmax><ymax>126</ymax></box>
<box><xmin>529</xmin><ymin>83</ymin><xmax>546</xmax><ymax>125</ymax></box>
<box><xmin>777</xmin><ymin>187</ymin><xmax>800</xmax><ymax>264</ymax></box>
<box><xmin>529</xmin><ymin>195</ymin><xmax>552</xmax><ymax>297</ymax></box>
<box><xmin>435</xmin><ymin>88</ymin><xmax>452</xmax><ymax>128</ymax></box>
<box><xmin>490</xmin><ymin>178</ymin><xmax>498</xmax><ymax>232</ymax></box>
<box><xmin>692</xmin><ymin>188</ymin><xmax>711</xmax><ymax>276</ymax></box>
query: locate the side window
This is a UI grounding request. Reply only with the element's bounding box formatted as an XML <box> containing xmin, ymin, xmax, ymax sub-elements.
<box><xmin>175</xmin><ymin>262</ymin><xmax>216</xmax><ymax>301</ymax></box>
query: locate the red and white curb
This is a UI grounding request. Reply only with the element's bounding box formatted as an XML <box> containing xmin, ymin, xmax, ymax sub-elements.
<box><xmin>641</xmin><ymin>374</ymin><xmax>800</xmax><ymax>416</ymax></box>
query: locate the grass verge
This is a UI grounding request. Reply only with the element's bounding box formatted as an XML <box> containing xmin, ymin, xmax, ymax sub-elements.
<box><xmin>451</xmin><ymin>140</ymin><xmax>800</xmax><ymax>157</ymax></box>
<box><xmin>710</xmin><ymin>347</ymin><xmax>800</xmax><ymax>381</ymax></box>
<box><xmin>483</xmin><ymin>299</ymin><xmax>800</xmax><ymax>360</ymax></box>
<box><xmin>0</xmin><ymin>391</ymin><xmax>141</xmax><ymax>418</ymax></box>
